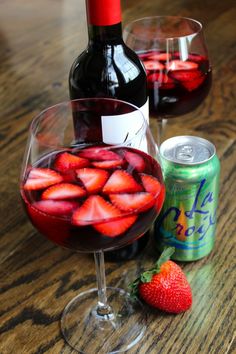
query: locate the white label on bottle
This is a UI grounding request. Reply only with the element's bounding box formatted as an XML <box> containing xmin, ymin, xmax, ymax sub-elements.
<box><xmin>101</xmin><ymin>100</ymin><xmax>149</xmax><ymax>151</ymax></box>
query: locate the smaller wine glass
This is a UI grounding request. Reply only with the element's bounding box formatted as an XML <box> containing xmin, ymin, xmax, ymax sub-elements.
<box><xmin>123</xmin><ymin>16</ymin><xmax>212</xmax><ymax>145</ymax></box>
<box><xmin>20</xmin><ymin>98</ymin><xmax>165</xmax><ymax>353</ymax></box>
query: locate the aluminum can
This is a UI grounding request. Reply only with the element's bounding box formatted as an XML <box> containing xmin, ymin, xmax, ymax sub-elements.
<box><xmin>154</xmin><ymin>136</ymin><xmax>220</xmax><ymax>261</ymax></box>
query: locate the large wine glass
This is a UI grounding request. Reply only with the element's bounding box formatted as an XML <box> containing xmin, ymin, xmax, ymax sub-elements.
<box><xmin>123</xmin><ymin>16</ymin><xmax>212</xmax><ymax>145</ymax></box>
<box><xmin>20</xmin><ymin>98</ymin><xmax>165</xmax><ymax>353</ymax></box>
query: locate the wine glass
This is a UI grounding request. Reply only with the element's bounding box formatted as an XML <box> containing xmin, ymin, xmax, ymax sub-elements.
<box><xmin>20</xmin><ymin>98</ymin><xmax>165</xmax><ymax>353</ymax></box>
<box><xmin>123</xmin><ymin>16</ymin><xmax>212</xmax><ymax>145</ymax></box>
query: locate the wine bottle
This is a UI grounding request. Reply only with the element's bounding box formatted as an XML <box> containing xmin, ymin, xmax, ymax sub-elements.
<box><xmin>68</xmin><ymin>0</ymin><xmax>150</xmax><ymax>260</ymax></box>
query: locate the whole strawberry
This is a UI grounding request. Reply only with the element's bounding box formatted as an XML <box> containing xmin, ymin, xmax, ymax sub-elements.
<box><xmin>130</xmin><ymin>247</ymin><xmax>192</xmax><ymax>314</ymax></box>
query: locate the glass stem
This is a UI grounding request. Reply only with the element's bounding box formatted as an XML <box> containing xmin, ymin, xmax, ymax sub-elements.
<box><xmin>94</xmin><ymin>250</ymin><xmax>113</xmax><ymax>318</ymax></box>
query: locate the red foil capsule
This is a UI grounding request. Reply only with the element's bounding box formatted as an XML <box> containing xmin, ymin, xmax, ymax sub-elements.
<box><xmin>86</xmin><ymin>0</ymin><xmax>122</xmax><ymax>26</ymax></box>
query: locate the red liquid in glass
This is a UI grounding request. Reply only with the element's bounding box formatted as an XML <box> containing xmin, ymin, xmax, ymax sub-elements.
<box><xmin>21</xmin><ymin>145</ymin><xmax>165</xmax><ymax>253</ymax></box>
<box><xmin>139</xmin><ymin>51</ymin><xmax>212</xmax><ymax>118</ymax></box>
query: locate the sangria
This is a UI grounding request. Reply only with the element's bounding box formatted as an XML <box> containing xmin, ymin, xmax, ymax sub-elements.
<box><xmin>21</xmin><ymin>145</ymin><xmax>164</xmax><ymax>252</ymax></box>
<box><xmin>124</xmin><ymin>16</ymin><xmax>212</xmax><ymax>143</ymax></box>
<box><xmin>20</xmin><ymin>98</ymin><xmax>165</xmax><ymax>353</ymax></box>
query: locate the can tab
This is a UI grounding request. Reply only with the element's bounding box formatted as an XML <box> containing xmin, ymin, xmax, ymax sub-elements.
<box><xmin>176</xmin><ymin>144</ymin><xmax>195</xmax><ymax>162</ymax></box>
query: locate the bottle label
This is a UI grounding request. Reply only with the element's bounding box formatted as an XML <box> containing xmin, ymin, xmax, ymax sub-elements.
<box><xmin>101</xmin><ymin>100</ymin><xmax>149</xmax><ymax>151</ymax></box>
<box><xmin>86</xmin><ymin>0</ymin><xmax>121</xmax><ymax>26</ymax></box>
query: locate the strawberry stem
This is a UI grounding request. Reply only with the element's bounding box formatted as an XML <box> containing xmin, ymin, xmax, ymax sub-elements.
<box><xmin>155</xmin><ymin>246</ymin><xmax>175</xmax><ymax>272</ymax></box>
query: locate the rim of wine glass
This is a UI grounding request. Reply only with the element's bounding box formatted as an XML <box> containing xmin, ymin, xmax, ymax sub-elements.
<box><xmin>30</xmin><ymin>97</ymin><xmax>148</xmax><ymax>150</ymax></box>
<box><xmin>123</xmin><ymin>15</ymin><xmax>203</xmax><ymax>40</ymax></box>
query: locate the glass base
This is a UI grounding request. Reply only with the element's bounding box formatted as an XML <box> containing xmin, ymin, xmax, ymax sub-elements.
<box><xmin>61</xmin><ymin>287</ymin><xmax>146</xmax><ymax>353</ymax></box>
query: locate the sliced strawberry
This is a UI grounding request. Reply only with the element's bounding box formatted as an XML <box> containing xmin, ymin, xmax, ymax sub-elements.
<box><xmin>124</xmin><ymin>150</ymin><xmax>145</xmax><ymax>172</ymax></box>
<box><xmin>103</xmin><ymin>170</ymin><xmax>142</xmax><ymax>194</ymax></box>
<box><xmin>169</xmin><ymin>69</ymin><xmax>203</xmax><ymax>81</ymax></box>
<box><xmin>166</xmin><ymin>60</ymin><xmax>198</xmax><ymax>71</ymax></box>
<box><xmin>24</xmin><ymin>168</ymin><xmax>63</xmax><ymax>190</ymax></box>
<box><xmin>26</xmin><ymin>168</ymin><xmax>61</xmax><ymax>180</ymax></box>
<box><xmin>91</xmin><ymin>158</ymin><xmax>124</xmax><ymax>169</ymax></box>
<box><xmin>187</xmin><ymin>53</ymin><xmax>205</xmax><ymax>62</ymax></box>
<box><xmin>147</xmin><ymin>72</ymin><xmax>175</xmax><ymax>89</ymax></box>
<box><xmin>143</xmin><ymin>60</ymin><xmax>165</xmax><ymax>71</ymax></box>
<box><xmin>61</xmin><ymin>170</ymin><xmax>77</xmax><ymax>183</ymax></box>
<box><xmin>109</xmin><ymin>192</ymin><xmax>155</xmax><ymax>212</ymax></box>
<box><xmin>54</xmin><ymin>152</ymin><xmax>89</xmax><ymax>172</ymax></box>
<box><xmin>72</xmin><ymin>193</ymin><xmax>138</xmax><ymax>236</ymax></box>
<box><xmin>72</xmin><ymin>195</ymin><xmax>119</xmax><ymax>226</ymax></box>
<box><xmin>148</xmin><ymin>52</ymin><xmax>172</xmax><ymax>61</ymax></box>
<box><xmin>181</xmin><ymin>75</ymin><xmax>205</xmax><ymax>91</ymax></box>
<box><xmin>94</xmin><ymin>214</ymin><xmax>137</xmax><ymax>237</ymax></box>
<box><xmin>140</xmin><ymin>174</ymin><xmax>162</xmax><ymax>197</ymax></box>
<box><xmin>33</xmin><ymin>200</ymin><xmax>79</xmax><ymax>216</ymax></box>
<box><xmin>78</xmin><ymin>146</ymin><xmax>121</xmax><ymax>161</ymax></box>
<box><xmin>42</xmin><ymin>183</ymin><xmax>86</xmax><ymax>200</ymax></box>
<box><xmin>169</xmin><ymin>70</ymin><xmax>205</xmax><ymax>91</ymax></box>
<box><xmin>76</xmin><ymin>168</ymin><xmax>109</xmax><ymax>193</ymax></box>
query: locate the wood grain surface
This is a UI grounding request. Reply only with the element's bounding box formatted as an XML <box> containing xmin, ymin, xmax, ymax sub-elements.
<box><xmin>0</xmin><ymin>0</ymin><xmax>235</xmax><ymax>353</ymax></box>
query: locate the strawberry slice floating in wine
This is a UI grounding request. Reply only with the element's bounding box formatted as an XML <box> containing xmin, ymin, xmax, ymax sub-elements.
<box><xmin>109</xmin><ymin>192</ymin><xmax>155</xmax><ymax>212</ymax></box>
<box><xmin>33</xmin><ymin>200</ymin><xmax>79</xmax><ymax>216</ymax></box>
<box><xmin>78</xmin><ymin>146</ymin><xmax>121</xmax><ymax>161</ymax></box>
<box><xmin>123</xmin><ymin>150</ymin><xmax>146</xmax><ymax>172</ymax></box>
<box><xmin>72</xmin><ymin>194</ymin><xmax>138</xmax><ymax>237</ymax></box>
<box><xmin>76</xmin><ymin>168</ymin><xmax>109</xmax><ymax>194</ymax></box>
<box><xmin>103</xmin><ymin>170</ymin><xmax>143</xmax><ymax>194</ymax></box>
<box><xmin>143</xmin><ymin>60</ymin><xmax>165</xmax><ymax>71</ymax></box>
<box><xmin>140</xmin><ymin>174</ymin><xmax>162</xmax><ymax>196</ymax></box>
<box><xmin>42</xmin><ymin>183</ymin><xmax>87</xmax><ymax>200</ymax></box>
<box><xmin>72</xmin><ymin>195</ymin><xmax>119</xmax><ymax>226</ymax></box>
<box><xmin>54</xmin><ymin>152</ymin><xmax>89</xmax><ymax>172</ymax></box>
<box><xmin>169</xmin><ymin>70</ymin><xmax>205</xmax><ymax>91</ymax></box>
<box><xmin>94</xmin><ymin>214</ymin><xmax>138</xmax><ymax>238</ymax></box>
<box><xmin>24</xmin><ymin>168</ymin><xmax>63</xmax><ymax>190</ymax></box>
<box><xmin>91</xmin><ymin>159</ymin><xmax>124</xmax><ymax>169</ymax></box>
<box><xmin>166</xmin><ymin>60</ymin><xmax>198</xmax><ymax>71</ymax></box>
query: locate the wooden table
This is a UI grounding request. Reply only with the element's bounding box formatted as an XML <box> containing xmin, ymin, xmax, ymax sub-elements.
<box><xmin>0</xmin><ymin>0</ymin><xmax>235</xmax><ymax>353</ymax></box>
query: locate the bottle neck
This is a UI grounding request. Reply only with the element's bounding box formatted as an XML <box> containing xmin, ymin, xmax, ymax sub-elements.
<box><xmin>88</xmin><ymin>23</ymin><xmax>123</xmax><ymax>44</ymax></box>
<box><xmin>86</xmin><ymin>0</ymin><xmax>123</xmax><ymax>44</ymax></box>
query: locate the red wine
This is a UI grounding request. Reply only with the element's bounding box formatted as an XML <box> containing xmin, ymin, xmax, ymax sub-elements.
<box><xmin>68</xmin><ymin>0</ymin><xmax>150</xmax><ymax>260</ymax></box>
<box><xmin>21</xmin><ymin>146</ymin><xmax>165</xmax><ymax>253</ymax></box>
<box><xmin>139</xmin><ymin>50</ymin><xmax>212</xmax><ymax>118</ymax></box>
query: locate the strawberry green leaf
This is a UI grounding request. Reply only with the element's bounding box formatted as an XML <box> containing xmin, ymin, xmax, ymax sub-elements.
<box><xmin>128</xmin><ymin>278</ymin><xmax>140</xmax><ymax>299</ymax></box>
<box><xmin>140</xmin><ymin>270</ymin><xmax>155</xmax><ymax>283</ymax></box>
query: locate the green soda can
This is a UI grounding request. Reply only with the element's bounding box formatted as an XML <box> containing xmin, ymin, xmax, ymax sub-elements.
<box><xmin>154</xmin><ymin>136</ymin><xmax>220</xmax><ymax>261</ymax></box>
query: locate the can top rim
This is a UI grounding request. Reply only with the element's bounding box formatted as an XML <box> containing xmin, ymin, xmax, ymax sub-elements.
<box><xmin>160</xmin><ymin>136</ymin><xmax>216</xmax><ymax>165</ymax></box>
